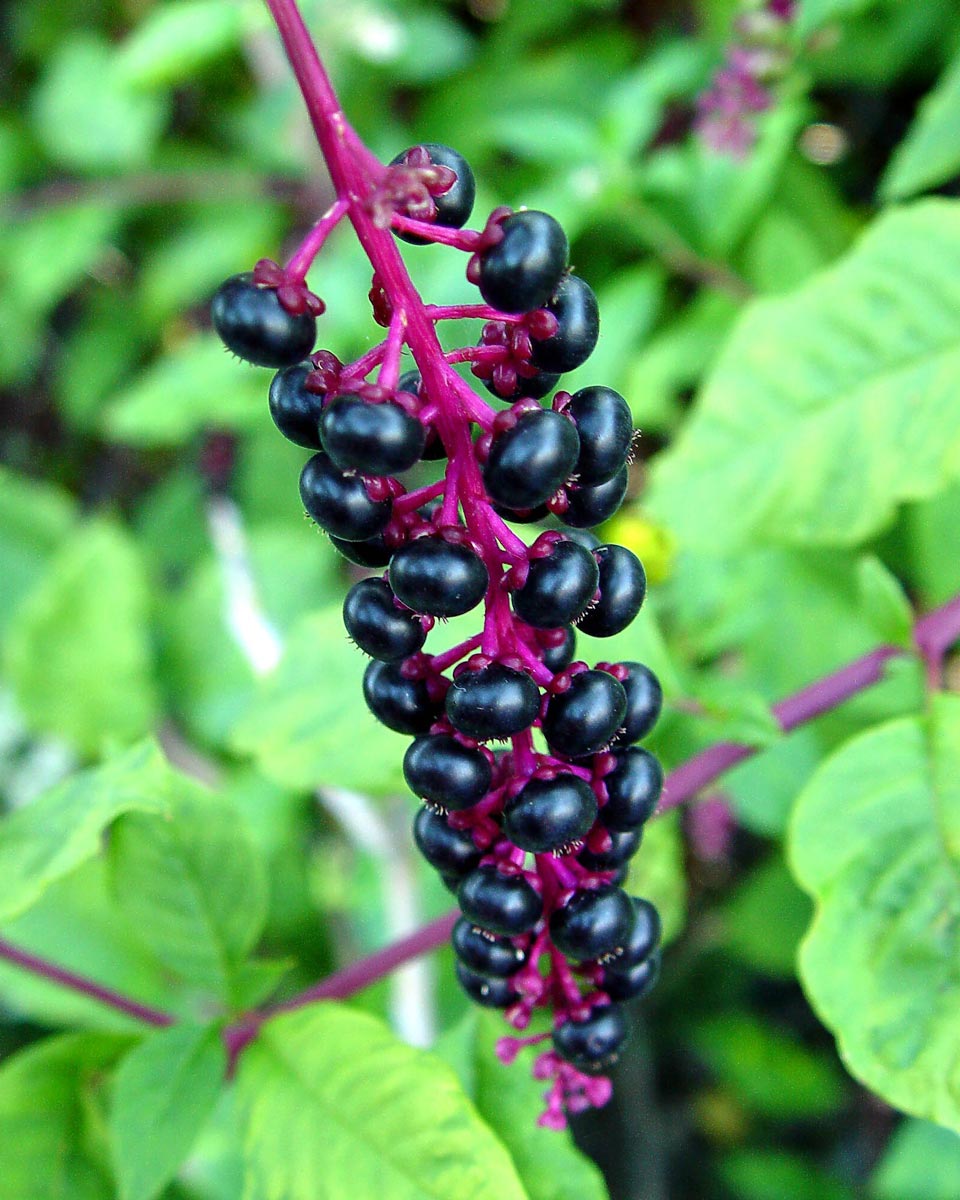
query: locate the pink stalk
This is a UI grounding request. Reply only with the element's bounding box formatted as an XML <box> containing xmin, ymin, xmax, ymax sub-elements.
<box><xmin>285</xmin><ymin>197</ymin><xmax>350</xmax><ymax>280</ymax></box>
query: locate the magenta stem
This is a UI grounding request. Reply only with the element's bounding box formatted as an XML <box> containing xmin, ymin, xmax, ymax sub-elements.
<box><xmin>390</xmin><ymin>212</ymin><xmax>480</xmax><ymax>250</ymax></box>
<box><xmin>285</xmin><ymin>197</ymin><xmax>350</xmax><ymax>279</ymax></box>
<box><xmin>379</xmin><ymin>308</ymin><xmax>407</xmax><ymax>391</ymax></box>
<box><xmin>446</xmin><ymin>345</ymin><xmax>503</xmax><ymax>365</ymax></box>
<box><xmin>392</xmin><ymin>478</ymin><xmax>447</xmax><ymax>515</ymax></box>
<box><xmin>426</xmin><ymin>303</ymin><xmax>522</xmax><ymax>322</ymax></box>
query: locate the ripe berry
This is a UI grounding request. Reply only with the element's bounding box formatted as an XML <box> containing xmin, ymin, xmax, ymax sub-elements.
<box><xmin>576</xmin><ymin>545</ymin><xmax>646</xmax><ymax>638</ymax></box>
<box><xmin>212</xmin><ymin>273</ymin><xmax>316</xmax><ymax>368</ymax></box>
<box><xmin>502</xmin><ymin>775</ymin><xmax>598</xmax><ymax>853</ymax></box>
<box><xmin>600</xmin><ymin>951</ymin><xmax>660</xmax><ymax>1002</ymax></box>
<box><xmin>446</xmin><ymin>663</ymin><xmax>541</xmax><ymax>741</ymax></box>
<box><xmin>512</xmin><ymin>540</ymin><xmax>599</xmax><ymax>629</ymax></box>
<box><xmin>399</xmin><ymin>370</ymin><xmax>447</xmax><ymax>460</ymax></box>
<box><xmin>542</xmin><ymin>669</ymin><xmax>627</xmax><ymax>759</ymax></box>
<box><xmin>578</xmin><ymin>828</ymin><xmax>641</xmax><ymax>871</ymax></box>
<box><xmin>452</xmin><ymin>917</ymin><xmax>526</xmax><ymax>977</ymax></box>
<box><xmin>612</xmin><ymin>897</ymin><xmax>662</xmax><ymax>970</ymax></box>
<box><xmin>549</xmin><ymin>884</ymin><xmax>635</xmax><ymax>962</ymax></box>
<box><xmin>563</xmin><ymin>465</ymin><xmax>629</xmax><ymax>529</ymax></box>
<box><xmin>531</xmin><ymin>275</ymin><xmax>599</xmax><ymax>374</ymax></box>
<box><xmin>391</xmin><ymin>143</ymin><xmax>476</xmax><ymax>244</ymax></box>
<box><xmin>612</xmin><ymin>662</ymin><xmax>663</xmax><ymax>747</ymax></box>
<box><xmin>413</xmin><ymin>807</ymin><xmax>482</xmax><ymax>878</ymax></box>
<box><xmin>268</xmin><ymin>362</ymin><xmax>324</xmax><ymax>448</ymax></box>
<box><xmin>602</xmin><ymin>747</ymin><xmax>663</xmax><ymax>831</ymax></box>
<box><xmin>389</xmin><ymin>537</ymin><xmax>488</xmax><ymax>618</ymax></box>
<box><xmin>542</xmin><ymin>626</ymin><xmax>577</xmax><ymax>674</ymax></box>
<box><xmin>478</xmin><ymin>211</ymin><xmax>569</xmax><ymax>313</ymax></box>
<box><xmin>342</xmin><ymin>578</ymin><xmax>425</xmax><ymax>662</ymax></box>
<box><xmin>458</xmin><ymin>864</ymin><xmax>543</xmax><ymax>935</ymax></box>
<box><xmin>319</xmin><ymin>394</ymin><xmax>426</xmax><ymax>475</ymax></box>
<box><xmin>483</xmin><ymin>368</ymin><xmax>560</xmax><ymax>403</ymax></box>
<box><xmin>483</xmin><ymin>409</ymin><xmax>579</xmax><ymax>511</ymax></box>
<box><xmin>328</xmin><ymin>532</ymin><xmax>392</xmax><ymax>568</ymax></box>
<box><xmin>567</xmin><ymin>386</ymin><xmax>633</xmax><ymax>486</ymax></box>
<box><xmin>455</xmin><ymin>962</ymin><xmax>519</xmax><ymax>1008</ymax></box>
<box><xmin>553</xmin><ymin>1004</ymin><xmax>629</xmax><ymax>1072</ymax></box>
<box><xmin>362</xmin><ymin>660</ymin><xmax>441</xmax><ymax>735</ymax></box>
<box><xmin>403</xmin><ymin>734</ymin><xmax>492</xmax><ymax>811</ymax></box>
<box><xmin>300</xmin><ymin>452</ymin><xmax>392</xmax><ymax>541</ymax></box>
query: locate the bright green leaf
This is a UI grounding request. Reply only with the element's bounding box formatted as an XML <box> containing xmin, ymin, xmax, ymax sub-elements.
<box><xmin>857</xmin><ymin>556</ymin><xmax>913</xmax><ymax>647</ymax></box>
<box><xmin>871</xmin><ymin>1119</ymin><xmax>960</xmax><ymax>1200</ymax></box>
<box><xmin>114</xmin><ymin>1</ymin><xmax>247</xmax><ymax>88</ymax></box>
<box><xmin>796</xmin><ymin>0</ymin><xmax>878</xmax><ymax>37</ymax></box>
<box><xmin>0</xmin><ymin>467</ymin><xmax>75</xmax><ymax>642</ymax></box>
<box><xmin>881</xmin><ymin>47</ymin><xmax>960</xmax><ymax>201</ymax></box>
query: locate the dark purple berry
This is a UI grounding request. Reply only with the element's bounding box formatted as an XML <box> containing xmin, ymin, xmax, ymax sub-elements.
<box><xmin>483</xmin><ymin>368</ymin><xmax>560</xmax><ymax>403</ymax></box>
<box><xmin>601</xmin><ymin>950</ymin><xmax>660</xmax><ymax>1002</ymax></box>
<box><xmin>300</xmin><ymin>453</ymin><xmax>392</xmax><ymax>541</ymax></box>
<box><xmin>455</xmin><ymin>962</ymin><xmax>519</xmax><ymax>1008</ymax></box>
<box><xmin>483</xmin><ymin>409</ymin><xmax>579</xmax><ymax>511</ymax></box>
<box><xmin>567</xmin><ymin>386</ymin><xmax>633</xmax><ymax>486</ymax></box>
<box><xmin>399</xmin><ymin>370</ymin><xmax>447</xmax><ymax>461</ymax></box>
<box><xmin>458</xmin><ymin>864</ymin><xmax>543</xmax><ymax>935</ymax></box>
<box><xmin>391</xmin><ymin>144</ymin><xmax>476</xmax><ymax>244</ymax></box>
<box><xmin>328</xmin><ymin>532</ymin><xmax>392</xmax><ymax>568</ymax></box>
<box><xmin>268</xmin><ymin>361</ymin><xmax>324</xmax><ymax>448</ymax></box>
<box><xmin>512</xmin><ymin>539</ymin><xmax>599</xmax><ymax>629</ymax></box>
<box><xmin>389</xmin><ymin>537</ymin><xmax>488</xmax><ymax>618</ymax></box>
<box><xmin>362</xmin><ymin>660</ymin><xmax>440</xmax><ymax>735</ymax></box>
<box><xmin>212</xmin><ymin>273</ymin><xmax>316</xmax><ymax>368</ymax></box>
<box><xmin>603</xmin><ymin>747</ymin><xmax>663</xmax><ymax>831</ymax></box>
<box><xmin>452</xmin><ymin>917</ymin><xmax>526</xmax><ymax>977</ymax></box>
<box><xmin>563</xmin><ymin>465</ymin><xmax>628</xmax><ymax>529</ymax></box>
<box><xmin>319</xmin><ymin>394</ymin><xmax>426</xmax><ymax>475</ymax></box>
<box><xmin>549</xmin><ymin>884</ymin><xmax>635</xmax><ymax>962</ymax></box>
<box><xmin>531</xmin><ymin>275</ymin><xmax>599</xmax><ymax>374</ymax></box>
<box><xmin>342</xmin><ymin>577</ymin><xmax>425</xmax><ymax>662</ymax></box>
<box><xmin>610</xmin><ymin>897</ymin><xmax>661</xmax><ymax>970</ymax></box>
<box><xmin>478</xmin><ymin>211</ymin><xmax>569</xmax><ymax>313</ymax></box>
<box><xmin>576</xmin><ymin>545</ymin><xmax>646</xmax><ymax>637</ymax></box>
<box><xmin>403</xmin><ymin>735</ymin><xmax>492</xmax><ymax>811</ymax></box>
<box><xmin>542</xmin><ymin>669</ymin><xmax>627</xmax><ymax>759</ymax></box>
<box><xmin>491</xmin><ymin>500</ymin><xmax>550</xmax><ymax>525</ymax></box>
<box><xmin>446</xmin><ymin>663</ymin><xmax>541</xmax><ymax>741</ymax></box>
<box><xmin>611</xmin><ymin>662</ymin><xmax>662</xmax><ymax>747</ymax></box>
<box><xmin>541</xmin><ymin>626</ymin><xmax>577</xmax><ymax>674</ymax></box>
<box><xmin>578</xmin><ymin>828</ymin><xmax>641</xmax><ymax>871</ymax></box>
<box><xmin>502</xmin><ymin>775</ymin><xmax>598</xmax><ymax>853</ymax></box>
<box><xmin>553</xmin><ymin>1004</ymin><xmax>629</xmax><ymax>1072</ymax></box>
<box><xmin>413</xmin><ymin>807</ymin><xmax>482</xmax><ymax>878</ymax></box>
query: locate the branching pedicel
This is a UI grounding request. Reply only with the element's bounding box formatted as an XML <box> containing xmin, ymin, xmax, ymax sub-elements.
<box><xmin>211</xmin><ymin>0</ymin><xmax>663</xmax><ymax>1129</ymax></box>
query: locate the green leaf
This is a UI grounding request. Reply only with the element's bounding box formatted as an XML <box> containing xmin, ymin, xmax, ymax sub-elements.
<box><xmin>796</xmin><ymin>0</ymin><xmax>878</xmax><ymax>37</ymax></box>
<box><xmin>881</xmin><ymin>47</ymin><xmax>960</xmax><ymax>201</ymax></box>
<box><xmin>649</xmin><ymin>201</ymin><xmax>960</xmax><ymax>549</ymax></box>
<box><xmin>113</xmin><ymin>1</ymin><xmax>247</xmax><ymax>88</ymax></box>
<box><xmin>0</xmin><ymin>1033</ymin><xmax>128</xmax><ymax>1200</ymax></box>
<box><xmin>722</xmin><ymin>854</ymin><xmax>814</xmax><ymax>977</ymax></box>
<box><xmin>0</xmin><ymin>467</ymin><xmax>75</xmax><ymax>642</ymax></box>
<box><xmin>110</xmin><ymin>1022</ymin><xmax>226</xmax><ymax>1200</ymax></box>
<box><xmin>0</xmin><ymin>742</ymin><xmax>169</xmax><ymax>925</ymax></box>
<box><xmin>236</xmin><ymin>1005</ymin><xmax>529</xmax><ymax>1200</ymax></box>
<box><xmin>230</xmin><ymin>606</ymin><xmax>408</xmax><ymax>796</ymax></box>
<box><xmin>4</xmin><ymin>519</ymin><xmax>157</xmax><ymax>754</ymax></box>
<box><xmin>857</xmin><ymin>556</ymin><xmax>913</xmax><ymax>647</ymax></box>
<box><xmin>871</xmin><ymin>1119</ymin><xmax>960</xmax><ymax>1200</ymax></box>
<box><xmin>109</xmin><ymin>778</ymin><xmax>268</xmax><ymax>1002</ymax></box>
<box><xmin>719</xmin><ymin>1149</ymin><xmax>854</xmax><ymax>1200</ymax></box>
<box><xmin>625</xmin><ymin>810</ymin><xmax>687</xmax><ymax>945</ymax></box>
<box><xmin>789</xmin><ymin>695</ymin><xmax>960</xmax><ymax>1129</ymax></box>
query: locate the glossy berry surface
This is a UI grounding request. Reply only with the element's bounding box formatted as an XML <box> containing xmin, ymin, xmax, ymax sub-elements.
<box><xmin>613</xmin><ymin>662</ymin><xmax>663</xmax><ymax>746</ymax></box>
<box><xmin>503</xmin><ymin>775</ymin><xmax>598</xmax><ymax>853</ymax></box>
<box><xmin>567</xmin><ymin>386</ymin><xmax>633</xmax><ymax>486</ymax></box>
<box><xmin>452</xmin><ymin>917</ymin><xmax>526</xmax><ymax>977</ymax></box>
<box><xmin>553</xmin><ymin>1004</ymin><xmax>629</xmax><ymax>1073</ymax></box>
<box><xmin>603</xmin><ymin>747</ymin><xmax>663</xmax><ymax>830</ymax></box>
<box><xmin>458</xmin><ymin>864</ymin><xmax>544</xmax><ymax>936</ymax></box>
<box><xmin>531</xmin><ymin>274</ymin><xmax>600</xmax><ymax>374</ymax></box>
<box><xmin>389</xmin><ymin>537</ymin><xmax>488</xmax><ymax>617</ymax></box>
<box><xmin>576</xmin><ymin>544</ymin><xmax>647</xmax><ymax>637</ymax></box>
<box><xmin>446</xmin><ymin>663</ymin><xmax>541</xmax><ymax>740</ymax></box>
<box><xmin>319</xmin><ymin>394</ymin><xmax>426</xmax><ymax>475</ymax></box>
<box><xmin>268</xmin><ymin>362</ymin><xmax>324</xmax><ymax>448</ymax></box>
<box><xmin>611</xmin><ymin>897</ymin><xmax>662</xmax><ymax>970</ymax></box>
<box><xmin>413</xmin><ymin>807</ymin><xmax>482</xmax><ymax>878</ymax></box>
<box><xmin>299</xmin><ymin>452</ymin><xmax>392</xmax><ymax>541</ymax></box>
<box><xmin>549</xmin><ymin>885</ymin><xmax>635</xmax><ymax>962</ymax></box>
<box><xmin>212</xmin><ymin>273</ymin><xmax>316</xmax><ymax>368</ymax></box>
<box><xmin>391</xmin><ymin>143</ymin><xmax>476</xmax><ymax>244</ymax></box>
<box><xmin>578</xmin><ymin>828</ymin><xmax>641</xmax><ymax>871</ymax></box>
<box><xmin>483</xmin><ymin>409</ymin><xmax>579</xmax><ymax>511</ymax></box>
<box><xmin>362</xmin><ymin>660</ymin><xmax>440</xmax><ymax>735</ymax></box>
<box><xmin>342</xmin><ymin>578</ymin><xmax>425</xmax><ymax>662</ymax></box>
<box><xmin>541</xmin><ymin>626</ymin><xmax>577</xmax><ymax>673</ymax></box>
<box><xmin>542</xmin><ymin>669</ymin><xmax>627</xmax><ymax>759</ymax></box>
<box><xmin>328</xmin><ymin>532</ymin><xmax>393</xmax><ymax>568</ymax></box>
<box><xmin>512</xmin><ymin>539</ymin><xmax>599</xmax><ymax>629</ymax></box>
<box><xmin>478</xmin><ymin>211</ymin><xmax>569</xmax><ymax>313</ymax></box>
<box><xmin>454</xmin><ymin>962</ymin><xmax>519</xmax><ymax>1008</ymax></box>
<box><xmin>601</xmin><ymin>951</ymin><xmax>661</xmax><ymax>1002</ymax></box>
<box><xmin>403</xmin><ymin>734</ymin><xmax>492</xmax><ymax>811</ymax></box>
<box><xmin>483</xmin><ymin>367</ymin><xmax>560</xmax><ymax>403</ymax></box>
<box><xmin>563</xmin><ymin>465</ymin><xmax>629</xmax><ymax>529</ymax></box>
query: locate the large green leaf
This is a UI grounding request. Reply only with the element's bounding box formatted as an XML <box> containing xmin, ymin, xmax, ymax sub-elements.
<box><xmin>870</xmin><ymin>1118</ymin><xmax>960</xmax><ymax>1200</ymax></box>
<box><xmin>648</xmin><ymin>201</ymin><xmax>960</xmax><ymax>549</ymax></box>
<box><xmin>4</xmin><ymin>519</ymin><xmax>157</xmax><ymax>754</ymax></box>
<box><xmin>110</xmin><ymin>1022</ymin><xmax>226</xmax><ymax>1200</ymax></box>
<box><xmin>789</xmin><ymin>695</ymin><xmax>960</xmax><ymax>1129</ymax></box>
<box><xmin>881</xmin><ymin>48</ymin><xmax>960</xmax><ymax>201</ymax></box>
<box><xmin>236</xmin><ymin>1005</ymin><xmax>529</xmax><ymax>1200</ymax></box>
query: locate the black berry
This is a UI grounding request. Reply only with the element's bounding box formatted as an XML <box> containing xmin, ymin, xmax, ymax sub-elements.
<box><xmin>602</xmin><ymin>747</ymin><xmax>663</xmax><ymax>831</ymax></box>
<box><xmin>563</xmin><ymin>465</ymin><xmax>629</xmax><ymax>529</ymax></box>
<box><xmin>612</xmin><ymin>662</ymin><xmax>662</xmax><ymax>747</ymax></box>
<box><xmin>342</xmin><ymin>578</ymin><xmax>425</xmax><ymax>662</ymax></box>
<box><xmin>458</xmin><ymin>864</ymin><xmax>543</xmax><ymax>936</ymax></box>
<box><xmin>389</xmin><ymin>537</ymin><xmax>488</xmax><ymax>618</ymax></box>
<box><xmin>576</xmin><ymin>545</ymin><xmax>646</xmax><ymax>637</ymax></box>
<box><xmin>553</xmin><ymin>1004</ymin><xmax>629</xmax><ymax>1072</ymax></box>
<box><xmin>541</xmin><ymin>626</ymin><xmax>577</xmax><ymax>673</ymax></box>
<box><xmin>413</xmin><ymin>806</ymin><xmax>481</xmax><ymax>878</ymax></box>
<box><xmin>577</xmin><ymin>828</ymin><xmax>641</xmax><ymax>871</ymax></box>
<box><xmin>601</xmin><ymin>951</ymin><xmax>660</xmax><ymax>1002</ymax></box>
<box><xmin>300</xmin><ymin>452</ymin><xmax>392</xmax><ymax>541</ymax></box>
<box><xmin>549</xmin><ymin>884</ymin><xmax>635</xmax><ymax>962</ymax></box>
<box><xmin>567</xmin><ymin>386</ymin><xmax>633</xmax><ymax>486</ymax></box>
<box><xmin>542</xmin><ymin>669</ymin><xmax>627</xmax><ymax>758</ymax></box>
<box><xmin>328</xmin><ymin>532</ymin><xmax>393</xmax><ymax>568</ymax></box>
<box><xmin>452</xmin><ymin>917</ymin><xmax>526</xmax><ymax>977</ymax></box>
<box><xmin>391</xmin><ymin>143</ymin><xmax>476</xmax><ymax>244</ymax></box>
<box><xmin>403</xmin><ymin>734</ymin><xmax>492</xmax><ymax>811</ymax></box>
<box><xmin>512</xmin><ymin>539</ymin><xmax>599</xmax><ymax>629</ymax></box>
<box><xmin>502</xmin><ymin>775</ymin><xmax>598</xmax><ymax>853</ymax></box>
<box><xmin>362</xmin><ymin>660</ymin><xmax>440</xmax><ymax>735</ymax></box>
<box><xmin>446</xmin><ymin>663</ymin><xmax>541</xmax><ymax>741</ymax></box>
<box><xmin>268</xmin><ymin>362</ymin><xmax>324</xmax><ymax>448</ymax></box>
<box><xmin>212</xmin><ymin>273</ymin><xmax>316</xmax><ymax>368</ymax></box>
<box><xmin>455</xmin><ymin>962</ymin><xmax>519</xmax><ymax>1008</ymax></box>
<box><xmin>531</xmin><ymin>275</ymin><xmax>599</xmax><ymax>374</ymax></box>
<box><xmin>610</xmin><ymin>897</ymin><xmax>662</xmax><ymax>971</ymax></box>
<box><xmin>319</xmin><ymin>394</ymin><xmax>426</xmax><ymax>475</ymax></box>
<box><xmin>483</xmin><ymin>409</ymin><xmax>579</xmax><ymax>511</ymax></box>
<box><xmin>483</xmin><ymin>367</ymin><xmax>560</xmax><ymax>403</ymax></box>
<box><xmin>478</xmin><ymin>211</ymin><xmax>569</xmax><ymax>313</ymax></box>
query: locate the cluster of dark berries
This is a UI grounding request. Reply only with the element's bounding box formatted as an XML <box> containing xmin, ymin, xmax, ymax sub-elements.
<box><xmin>212</xmin><ymin>139</ymin><xmax>664</xmax><ymax>1128</ymax></box>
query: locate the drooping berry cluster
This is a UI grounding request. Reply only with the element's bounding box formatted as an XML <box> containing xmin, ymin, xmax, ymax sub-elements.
<box><xmin>212</xmin><ymin>126</ymin><xmax>664</xmax><ymax>1128</ymax></box>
